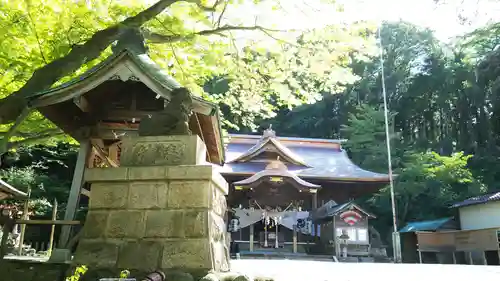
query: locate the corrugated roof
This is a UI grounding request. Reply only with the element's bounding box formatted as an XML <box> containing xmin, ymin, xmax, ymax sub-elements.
<box><xmin>399</xmin><ymin>217</ymin><xmax>454</xmax><ymax>233</ymax></box>
<box><xmin>450</xmin><ymin>191</ymin><xmax>500</xmax><ymax>208</ymax></box>
<box><xmin>0</xmin><ymin>179</ymin><xmax>27</xmax><ymax>200</ymax></box>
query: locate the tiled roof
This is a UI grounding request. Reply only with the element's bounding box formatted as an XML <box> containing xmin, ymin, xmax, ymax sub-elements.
<box><xmin>450</xmin><ymin>191</ymin><xmax>500</xmax><ymax>208</ymax></box>
<box><xmin>219</xmin><ymin>136</ymin><xmax>390</xmax><ymax>182</ymax></box>
<box><xmin>310</xmin><ymin>200</ymin><xmax>376</xmax><ymax>222</ymax></box>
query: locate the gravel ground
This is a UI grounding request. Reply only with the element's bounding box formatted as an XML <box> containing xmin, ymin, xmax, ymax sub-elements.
<box><xmin>231</xmin><ymin>259</ymin><xmax>500</xmax><ymax>281</ymax></box>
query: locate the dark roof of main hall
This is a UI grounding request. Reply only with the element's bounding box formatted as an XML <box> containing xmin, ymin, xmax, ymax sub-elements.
<box><xmin>217</xmin><ymin>133</ymin><xmax>390</xmax><ymax>182</ymax></box>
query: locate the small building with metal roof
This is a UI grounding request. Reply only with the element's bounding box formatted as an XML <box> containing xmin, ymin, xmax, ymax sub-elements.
<box><xmin>451</xmin><ymin>191</ymin><xmax>500</xmax><ymax>231</ymax></box>
<box><xmin>399</xmin><ymin>217</ymin><xmax>456</xmax><ymax>233</ymax></box>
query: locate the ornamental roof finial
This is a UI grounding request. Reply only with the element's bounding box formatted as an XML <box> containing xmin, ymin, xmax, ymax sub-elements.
<box><xmin>262</xmin><ymin>124</ymin><xmax>276</xmax><ymax>138</ymax></box>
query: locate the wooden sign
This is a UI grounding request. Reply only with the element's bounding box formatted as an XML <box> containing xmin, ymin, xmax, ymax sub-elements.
<box><xmin>339</xmin><ymin>210</ymin><xmax>363</xmax><ymax>225</ymax></box>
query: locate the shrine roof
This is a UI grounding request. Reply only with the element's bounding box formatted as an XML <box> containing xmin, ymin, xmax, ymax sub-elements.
<box><xmin>219</xmin><ymin>134</ymin><xmax>390</xmax><ymax>182</ymax></box>
<box><xmin>24</xmin><ymin>43</ymin><xmax>225</xmax><ymax>164</ymax></box>
<box><xmin>28</xmin><ymin>49</ymin><xmax>218</xmax><ymax>116</ymax></box>
<box><xmin>233</xmin><ymin>160</ymin><xmax>320</xmax><ymax>190</ymax></box>
<box><xmin>0</xmin><ymin>179</ymin><xmax>27</xmax><ymax>200</ymax></box>
<box><xmin>310</xmin><ymin>200</ymin><xmax>376</xmax><ymax>222</ymax></box>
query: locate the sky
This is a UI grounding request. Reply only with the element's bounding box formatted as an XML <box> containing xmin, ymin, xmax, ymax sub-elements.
<box><xmin>219</xmin><ymin>0</ymin><xmax>500</xmax><ymax>42</ymax></box>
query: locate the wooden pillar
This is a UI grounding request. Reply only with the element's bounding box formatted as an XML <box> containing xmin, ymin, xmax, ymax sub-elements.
<box><xmin>249</xmin><ymin>223</ymin><xmax>254</xmax><ymax>252</ymax></box>
<box><xmin>312</xmin><ymin>192</ymin><xmax>318</xmax><ymax>239</ymax></box>
<box><xmin>293</xmin><ymin>225</ymin><xmax>297</xmax><ymax>253</ymax></box>
<box><xmin>108</xmin><ymin>142</ymin><xmax>120</xmax><ymax>163</ymax></box>
<box><xmin>59</xmin><ymin>140</ymin><xmax>90</xmax><ymax>248</ymax></box>
<box><xmin>333</xmin><ymin>216</ymin><xmax>338</xmax><ymax>257</ymax></box>
<box><xmin>17</xmin><ymin>188</ymin><xmax>31</xmax><ymax>255</ymax></box>
<box><xmin>312</xmin><ymin>192</ymin><xmax>318</xmax><ymax>209</ymax></box>
<box><xmin>48</xmin><ymin>199</ymin><xmax>58</xmax><ymax>253</ymax></box>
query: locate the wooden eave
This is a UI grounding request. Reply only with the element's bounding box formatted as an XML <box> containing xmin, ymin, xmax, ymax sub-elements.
<box><xmin>233</xmin><ymin>169</ymin><xmax>321</xmax><ymax>191</ymax></box>
<box><xmin>28</xmin><ymin>50</ymin><xmax>217</xmax><ymax>116</ymax></box>
<box><xmin>221</xmin><ymin>171</ymin><xmax>391</xmax><ymax>183</ymax></box>
<box><xmin>26</xmin><ymin>49</ymin><xmax>225</xmax><ymax>164</ymax></box>
<box><xmin>0</xmin><ymin>179</ymin><xmax>27</xmax><ymax>200</ymax></box>
<box><xmin>227</xmin><ymin>137</ymin><xmax>310</xmax><ymax>167</ymax></box>
<box><xmin>334</xmin><ymin>202</ymin><xmax>376</xmax><ymax>218</ymax></box>
<box><xmin>310</xmin><ymin>200</ymin><xmax>376</xmax><ymax>223</ymax></box>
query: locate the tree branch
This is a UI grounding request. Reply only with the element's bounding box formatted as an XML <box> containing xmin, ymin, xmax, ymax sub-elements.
<box><xmin>144</xmin><ymin>25</ymin><xmax>288</xmax><ymax>43</ymax></box>
<box><xmin>0</xmin><ymin>128</ymin><xmax>63</xmax><ymax>138</ymax></box>
<box><xmin>6</xmin><ymin>129</ymin><xmax>65</xmax><ymax>150</ymax></box>
<box><xmin>0</xmin><ymin>0</ymin><xmax>193</xmax><ymax>125</ymax></box>
<box><xmin>25</xmin><ymin>0</ymin><xmax>47</xmax><ymax>64</ymax></box>
<box><xmin>0</xmin><ymin>107</ymin><xmax>32</xmax><ymax>155</ymax></box>
<box><xmin>216</xmin><ymin>0</ymin><xmax>230</xmax><ymax>28</ymax></box>
<box><xmin>197</xmin><ymin>0</ymin><xmax>225</xmax><ymax>12</ymax></box>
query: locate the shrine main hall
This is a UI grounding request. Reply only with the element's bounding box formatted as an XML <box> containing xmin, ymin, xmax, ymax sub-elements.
<box><xmin>220</xmin><ymin>128</ymin><xmax>390</xmax><ymax>258</ymax></box>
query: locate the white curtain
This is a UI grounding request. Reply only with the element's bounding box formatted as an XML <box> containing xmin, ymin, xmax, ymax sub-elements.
<box><xmin>233</xmin><ymin>209</ymin><xmax>319</xmax><ymax>236</ymax></box>
<box><xmin>233</xmin><ymin>208</ymin><xmax>263</xmax><ymax>229</ymax></box>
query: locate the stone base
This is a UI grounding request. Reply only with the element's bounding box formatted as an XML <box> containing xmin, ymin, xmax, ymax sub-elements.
<box><xmin>48</xmin><ymin>248</ymin><xmax>72</xmax><ymax>263</ymax></box>
<box><xmin>119</xmin><ymin>135</ymin><xmax>207</xmax><ymax>166</ymax></box>
<box><xmin>76</xmin><ymin>164</ymin><xmax>230</xmax><ymax>276</ymax></box>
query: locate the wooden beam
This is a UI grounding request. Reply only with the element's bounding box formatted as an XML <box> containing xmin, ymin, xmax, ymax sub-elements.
<box><xmin>193</xmin><ymin>113</ymin><xmax>210</xmax><ymax>163</ymax></box>
<box><xmin>16</xmin><ymin>219</ymin><xmax>81</xmax><ymax>225</ymax></box>
<box><xmin>108</xmin><ymin>142</ymin><xmax>120</xmax><ymax>164</ymax></box>
<box><xmin>73</xmin><ymin>96</ymin><xmax>91</xmax><ymax>112</ymax></box>
<box><xmin>90</xmin><ymin>138</ymin><xmax>105</xmax><ymax>151</ymax></box>
<box><xmin>80</xmin><ymin>188</ymin><xmax>91</xmax><ymax>197</ymax></box>
<box><xmin>91</xmin><ymin>145</ymin><xmax>119</xmax><ymax>167</ymax></box>
<box><xmin>59</xmin><ymin>140</ymin><xmax>90</xmax><ymax>248</ymax></box>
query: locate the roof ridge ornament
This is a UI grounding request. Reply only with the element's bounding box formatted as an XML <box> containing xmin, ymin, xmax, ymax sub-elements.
<box><xmin>265</xmin><ymin>158</ymin><xmax>287</xmax><ymax>171</ymax></box>
<box><xmin>262</xmin><ymin>124</ymin><xmax>276</xmax><ymax>139</ymax></box>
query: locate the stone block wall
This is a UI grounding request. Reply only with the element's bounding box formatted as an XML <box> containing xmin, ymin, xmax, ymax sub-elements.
<box><xmin>74</xmin><ymin>164</ymin><xmax>229</xmax><ymax>278</ymax></box>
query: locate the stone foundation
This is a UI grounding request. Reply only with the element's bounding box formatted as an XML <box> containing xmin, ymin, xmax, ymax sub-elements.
<box><xmin>0</xmin><ymin>259</ymin><xmax>70</xmax><ymax>281</ymax></box>
<box><xmin>73</xmin><ymin>135</ymin><xmax>230</xmax><ymax>278</ymax></box>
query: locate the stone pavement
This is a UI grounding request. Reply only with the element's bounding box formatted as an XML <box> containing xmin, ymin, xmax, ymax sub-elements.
<box><xmin>231</xmin><ymin>259</ymin><xmax>500</xmax><ymax>281</ymax></box>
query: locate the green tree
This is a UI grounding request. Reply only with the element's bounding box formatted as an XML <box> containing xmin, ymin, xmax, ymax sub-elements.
<box><xmin>339</xmin><ymin>103</ymin><xmax>485</xmax><ymax>239</ymax></box>
<box><xmin>0</xmin><ymin>0</ymin><xmax>374</xmax><ymax>157</ymax></box>
<box><xmin>340</xmin><ymin>104</ymin><xmax>399</xmax><ymax>173</ymax></box>
<box><xmin>0</xmin><ymin>143</ymin><xmax>78</xmax><ymax>214</ymax></box>
<box><xmin>369</xmin><ymin>152</ymin><xmax>485</xmax><ymax>237</ymax></box>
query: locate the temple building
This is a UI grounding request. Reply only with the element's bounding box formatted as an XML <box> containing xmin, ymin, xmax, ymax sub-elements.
<box><xmin>219</xmin><ymin>129</ymin><xmax>390</xmax><ymax>258</ymax></box>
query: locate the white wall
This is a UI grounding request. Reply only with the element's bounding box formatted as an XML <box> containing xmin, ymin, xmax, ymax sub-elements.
<box><xmin>459</xmin><ymin>200</ymin><xmax>500</xmax><ymax>230</ymax></box>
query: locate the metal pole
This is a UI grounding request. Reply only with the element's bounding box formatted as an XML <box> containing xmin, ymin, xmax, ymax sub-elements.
<box><xmin>377</xmin><ymin>24</ymin><xmax>401</xmax><ymax>262</ymax></box>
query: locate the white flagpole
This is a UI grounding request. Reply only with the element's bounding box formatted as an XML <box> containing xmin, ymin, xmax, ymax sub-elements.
<box><xmin>377</xmin><ymin>24</ymin><xmax>401</xmax><ymax>263</ymax></box>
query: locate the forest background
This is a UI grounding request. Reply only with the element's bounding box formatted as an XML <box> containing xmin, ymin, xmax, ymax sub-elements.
<box><xmin>0</xmin><ymin>0</ymin><xmax>499</xmax><ymax>248</ymax></box>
